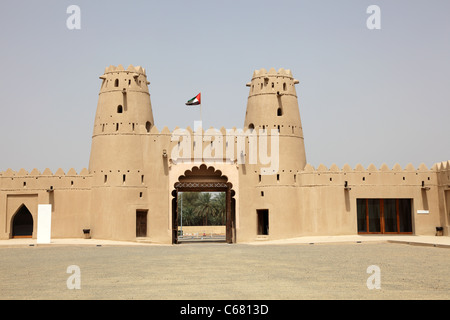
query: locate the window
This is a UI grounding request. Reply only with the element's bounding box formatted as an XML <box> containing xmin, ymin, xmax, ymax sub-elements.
<box><xmin>146</xmin><ymin>121</ymin><xmax>151</xmax><ymax>133</ymax></box>
<box><xmin>248</xmin><ymin>123</ymin><xmax>255</xmax><ymax>131</ymax></box>
<box><xmin>283</xmin><ymin>83</ymin><xmax>287</xmax><ymax>91</ymax></box>
<box><xmin>257</xmin><ymin>209</ymin><xmax>269</xmax><ymax>235</ymax></box>
<box><xmin>117</xmin><ymin>105</ymin><xmax>123</xmax><ymax>113</ymax></box>
<box><xmin>357</xmin><ymin>199</ymin><xmax>412</xmax><ymax>234</ymax></box>
<box><xmin>277</xmin><ymin>108</ymin><xmax>282</xmax><ymax>116</ymax></box>
<box><xmin>114</xmin><ymin>79</ymin><xmax>119</xmax><ymax>87</ymax></box>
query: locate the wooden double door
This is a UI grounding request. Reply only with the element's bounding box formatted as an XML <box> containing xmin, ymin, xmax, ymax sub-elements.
<box><xmin>357</xmin><ymin>198</ymin><xmax>413</xmax><ymax>234</ymax></box>
<box><xmin>172</xmin><ymin>183</ymin><xmax>235</xmax><ymax>244</ymax></box>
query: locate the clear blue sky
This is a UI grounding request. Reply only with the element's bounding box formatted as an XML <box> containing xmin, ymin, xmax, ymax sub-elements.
<box><xmin>0</xmin><ymin>0</ymin><xmax>449</xmax><ymax>172</ymax></box>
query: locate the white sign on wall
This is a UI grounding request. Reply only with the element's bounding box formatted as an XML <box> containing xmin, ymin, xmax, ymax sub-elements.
<box><xmin>37</xmin><ymin>204</ymin><xmax>52</xmax><ymax>244</ymax></box>
<box><xmin>417</xmin><ymin>210</ymin><xmax>429</xmax><ymax>214</ymax></box>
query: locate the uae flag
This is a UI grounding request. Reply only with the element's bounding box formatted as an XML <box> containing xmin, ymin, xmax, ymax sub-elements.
<box><xmin>185</xmin><ymin>93</ymin><xmax>201</xmax><ymax>106</ymax></box>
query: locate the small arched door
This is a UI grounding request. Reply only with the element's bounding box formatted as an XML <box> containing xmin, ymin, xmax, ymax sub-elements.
<box><xmin>12</xmin><ymin>205</ymin><xmax>34</xmax><ymax>238</ymax></box>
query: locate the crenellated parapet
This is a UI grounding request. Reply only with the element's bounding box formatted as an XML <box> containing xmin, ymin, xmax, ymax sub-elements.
<box><xmin>99</xmin><ymin>64</ymin><xmax>149</xmax><ymax>94</ymax></box>
<box><xmin>247</xmin><ymin>68</ymin><xmax>299</xmax><ymax>98</ymax></box>
<box><xmin>298</xmin><ymin>162</ymin><xmax>441</xmax><ymax>188</ymax></box>
<box><xmin>435</xmin><ymin>160</ymin><xmax>450</xmax><ymax>188</ymax></box>
<box><xmin>0</xmin><ymin>167</ymin><xmax>91</xmax><ymax>191</ymax></box>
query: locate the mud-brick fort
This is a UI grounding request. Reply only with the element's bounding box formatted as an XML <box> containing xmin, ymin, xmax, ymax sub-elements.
<box><xmin>1</xmin><ymin>65</ymin><xmax>449</xmax><ymax>244</ymax></box>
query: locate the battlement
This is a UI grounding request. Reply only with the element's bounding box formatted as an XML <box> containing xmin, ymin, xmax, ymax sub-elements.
<box><xmin>302</xmin><ymin>162</ymin><xmax>437</xmax><ymax>173</ymax></box>
<box><xmin>103</xmin><ymin>64</ymin><xmax>147</xmax><ymax>76</ymax></box>
<box><xmin>247</xmin><ymin>68</ymin><xmax>300</xmax><ymax>94</ymax></box>
<box><xmin>252</xmin><ymin>68</ymin><xmax>294</xmax><ymax>79</ymax></box>
<box><xmin>301</xmin><ymin>161</ymin><xmax>450</xmax><ymax>173</ymax></box>
<box><xmin>295</xmin><ymin>161</ymin><xmax>450</xmax><ymax>189</ymax></box>
<box><xmin>98</xmin><ymin>64</ymin><xmax>150</xmax><ymax>94</ymax></box>
<box><xmin>0</xmin><ymin>167</ymin><xmax>90</xmax><ymax>177</ymax></box>
<box><xmin>0</xmin><ymin>168</ymin><xmax>91</xmax><ymax>191</ymax></box>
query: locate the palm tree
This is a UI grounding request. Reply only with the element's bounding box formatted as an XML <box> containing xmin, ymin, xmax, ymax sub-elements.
<box><xmin>212</xmin><ymin>192</ymin><xmax>226</xmax><ymax>225</ymax></box>
<box><xmin>177</xmin><ymin>192</ymin><xmax>227</xmax><ymax>226</ymax></box>
<box><xmin>193</xmin><ymin>192</ymin><xmax>218</xmax><ymax>226</ymax></box>
<box><xmin>178</xmin><ymin>192</ymin><xmax>201</xmax><ymax>226</ymax></box>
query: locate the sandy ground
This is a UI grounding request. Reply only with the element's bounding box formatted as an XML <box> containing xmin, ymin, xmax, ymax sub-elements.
<box><xmin>0</xmin><ymin>240</ymin><xmax>449</xmax><ymax>300</ymax></box>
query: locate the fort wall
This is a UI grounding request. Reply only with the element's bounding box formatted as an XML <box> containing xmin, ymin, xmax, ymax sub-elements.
<box><xmin>0</xmin><ymin>65</ymin><xmax>448</xmax><ymax>243</ymax></box>
<box><xmin>0</xmin><ymin>168</ymin><xmax>91</xmax><ymax>239</ymax></box>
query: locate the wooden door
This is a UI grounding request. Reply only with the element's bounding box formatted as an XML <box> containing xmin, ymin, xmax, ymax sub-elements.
<box><xmin>172</xmin><ymin>192</ymin><xmax>178</xmax><ymax>244</ymax></box>
<box><xmin>136</xmin><ymin>210</ymin><xmax>147</xmax><ymax>237</ymax></box>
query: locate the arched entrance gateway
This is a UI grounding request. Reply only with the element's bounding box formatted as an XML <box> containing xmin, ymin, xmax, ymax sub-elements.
<box><xmin>11</xmin><ymin>204</ymin><xmax>34</xmax><ymax>238</ymax></box>
<box><xmin>171</xmin><ymin>165</ymin><xmax>236</xmax><ymax>244</ymax></box>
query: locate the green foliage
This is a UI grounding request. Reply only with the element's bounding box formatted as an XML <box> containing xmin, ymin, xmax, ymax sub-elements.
<box><xmin>178</xmin><ymin>192</ymin><xmax>225</xmax><ymax>226</ymax></box>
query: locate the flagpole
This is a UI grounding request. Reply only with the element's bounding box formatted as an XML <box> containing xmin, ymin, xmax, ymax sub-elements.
<box><xmin>200</xmin><ymin>103</ymin><xmax>202</xmax><ymax>128</ymax></box>
<box><xmin>186</xmin><ymin>93</ymin><xmax>202</xmax><ymax>131</ymax></box>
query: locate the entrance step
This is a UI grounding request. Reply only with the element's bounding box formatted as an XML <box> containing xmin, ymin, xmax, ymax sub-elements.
<box><xmin>136</xmin><ymin>237</ymin><xmax>153</xmax><ymax>243</ymax></box>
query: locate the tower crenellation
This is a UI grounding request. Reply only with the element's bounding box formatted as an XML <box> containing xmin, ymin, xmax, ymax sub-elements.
<box><xmin>247</xmin><ymin>68</ymin><xmax>299</xmax><ymax>99</ymax></box>
<box><xmin>100</xmin><ymin>64</ymin><xmax>149</xmax><ymax>94</ymax></box>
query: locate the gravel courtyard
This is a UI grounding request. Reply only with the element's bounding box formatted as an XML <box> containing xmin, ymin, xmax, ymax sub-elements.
<box><xmin>0</xmin><ymin>242</ymin><xmax>449</xmax><ymax>300</ymax></box>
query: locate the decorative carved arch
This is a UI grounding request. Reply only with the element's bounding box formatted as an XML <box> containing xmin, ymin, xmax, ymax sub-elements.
<box><xmin>171</xmin><ymin>164</ymin><xmax>235</xmax><ymax>244</ymax></box>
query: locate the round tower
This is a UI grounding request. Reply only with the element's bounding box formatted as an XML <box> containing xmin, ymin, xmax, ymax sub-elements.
<box><xmin>89</xmin><ymin>64</ymin><xmax>154</xmax><ymax>172</ymax></box>
<box><xmin>244</xmin><ymin>67</ymin><xmax>307</xmax><ymax>171</ymax></box>
<box><xmin>88</xmin><ymin>64</ymin><xmax>154</xmax><ymax>240</ymax></box>
<box><xmin>238</xmin><ymin>68</ymin><xmax>307</xmax><ymax>242</ymax></box>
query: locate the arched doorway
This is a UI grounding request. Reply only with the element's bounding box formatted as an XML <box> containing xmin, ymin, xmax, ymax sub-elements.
<box><xmin>171</xmin><ymin>164</ymin><xmax>236</xmax><ymax>244</ymax></box>
<box><xmin>12</xmin><ymin>205</ymin><xmax>34</xmax><ymax>238</ymax></box>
